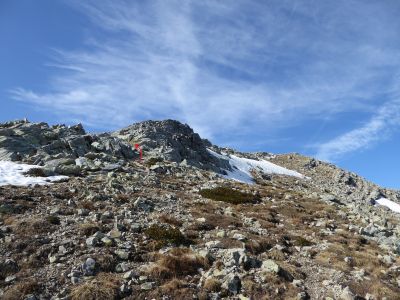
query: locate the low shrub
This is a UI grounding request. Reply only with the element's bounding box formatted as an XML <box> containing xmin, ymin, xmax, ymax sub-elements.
<box><xmin>146</xmin><ymin>157</ymin><xmax>163</xmax><ymax>167</ymax></box>
<box><xmin>79</xmin><ymin>223</ymin><xmax>101</xmax><ymax>236</ymax></box>
<box><xmin>148</xmin><ymin>248</ymin><xmax>209</xmax><ymax>280</ymax></box>
<box><xmin>293</xmin><ymin>236</ymin><xmax>313</xmax><ymax>247</ymax></box>
<box><xmin>199</xmin><ymin>187</ymin><xmax>260</xmax><ymax>204</ymax></box>
<box><xmin>24</xmin><ymin>168</ymin><xmax>46</xmax><ymax>177</ymax></box>
<box><xmin>145</xmin><ymin>224</ymin><xmax>189</xmax><ymax>246</ymax></box>
<box><xmin>46</xmin><ymin>215</ymin><xmax>60</xmax><ymax>225</ymax></box>
<box><xmin>159</xmin><ymin>214</ymin><xmax>183</xmax><ymax>227</ymax></box>
<box><xmin>2</xmin><ymin>280</ymin><xmax>41</xmax><ymax>299</ymax></box>
<box><xmin>70</xmin><ymin>273</ymin><xmax>120</xmax><ymax>300</ymax></box>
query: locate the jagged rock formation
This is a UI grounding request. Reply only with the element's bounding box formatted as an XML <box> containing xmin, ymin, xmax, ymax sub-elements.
<box><xmin>113</xmin><ymin>119</ymin><xmax>230</xmax><ymax>172</ymax></box>
<box><xmin>0</xmin><ymin>119</ymin><xmax>400</xmax><ymax>300</ymax></box>
<box><xmin>0</xmin><ymin>120</ymin><xmax>137</xmax><ymax>175</ymax></box>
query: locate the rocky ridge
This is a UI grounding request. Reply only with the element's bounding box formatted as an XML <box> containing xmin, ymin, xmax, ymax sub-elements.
<box><xmin>0</xmin><ymin>119</ymin><xmax>400</xmax><ymax>300</ymax></box>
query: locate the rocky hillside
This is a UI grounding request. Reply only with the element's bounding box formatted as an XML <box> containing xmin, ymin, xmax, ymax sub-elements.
<box><xmin>0</xmin><ymin>119</ymin><xmax>400</xmax><ymax>300</ymax></box>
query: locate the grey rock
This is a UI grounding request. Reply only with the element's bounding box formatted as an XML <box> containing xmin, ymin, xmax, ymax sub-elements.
<box><xmin>133</xmin><ymin>197</ymin><xmax>154</xmax><ymax>212</ymax></box>
<box><xmin>115</xmin><ymin>250</ymin><xmax>130</xmax><ymax>260</ymax></box>
<box><xmin>226</xmin><ymin>275</ymin><xmax>241</xmax><ymax>295</ymax></box>
<box><xmin>5</xmin><ymin>275</ymin><xmax>16</xmax><ymax>283</ymax></box>
<box><xmin>112</xmin><ymin>119</ymin><xmax>230</xmax><ymax>173</ymax></box>
<box><xmin>261</xmin><ymin>259</ymin><xmax>280</xmax><ymax>273</ymax></box>
<box><xmin>115</xmin><ymin>262</ymin><xmax>131</xmax><ymax>273</ymax></box>
<box><xmin>340</xmin><ymin>286</ymin><xmax>355</xmax><ymax>300</ymax></box>
<box><xmin>82</xmin><ymin>258</ymin><xmax>96</xmax><ymax>276</ymax></box>
<box><xmin>86</xmin><ymin>236</ymin><xmax>100</xmax><ymax>247</ymax></box>
<box><xmin>123</xmin><ymin>270</ymin><xmax>137</xmax><ymax>279</ymax></box>
<box><xmin>140</xmin><ymin>282</ymin><xmax>154</xmax><ymax>290</ymax></box>
<box><xmin>297</xmin><ymin>291</ymin><xmax>309</xmax><ymax>300</ymax></box>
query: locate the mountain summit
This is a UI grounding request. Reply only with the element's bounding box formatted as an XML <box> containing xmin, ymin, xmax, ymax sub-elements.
<box><xmin>0</xmin><ymin>119</ymin><xmax>399</xmax><ymax>299</ymax></box>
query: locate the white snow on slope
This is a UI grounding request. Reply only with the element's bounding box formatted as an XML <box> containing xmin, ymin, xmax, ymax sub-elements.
<box><xmin>375</xmin><ymin>197</ymin><xmax>400</xmax><ymax>213</ymax></box>
<box><xmin>0</xmin><ymin>161</ymin><xmax>67</xmax><ymax>186</ymax></box>
<box><xmin>208</xmin><ymin>149</ymin><xmax>303</xmax><ymax>184</ymax></box>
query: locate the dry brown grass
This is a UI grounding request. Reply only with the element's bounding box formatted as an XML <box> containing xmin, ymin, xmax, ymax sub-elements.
<box><xmin>70</xmin><ymin>273</ymin><xmax>120</xmax><ymax>300</ymax></box>
<box><xmin>245</xmin><ymin>238</ymin><xmax>273</xmax><ymax>255</ymax></box>
<box><xmin>78</xmin><ymin>223</ymin><xmax>102</xmax><ymax>236</ymax></box>
<box><xmin>10</xmin><ymin>217</ymin><xmax>56</xmax><ymax>236</ymax></box>
<box><xmin>78</xmin><ymin>200</ymin><xmax>96</xmax><ymax>211</ymax></box>
<box><xmin>2</xmin><ymin>280</ymin><xmax>41</xmax><ymax>300</ymax></box>
<box><xmin>203</xmin><ymin>278</ymin><xmax>222</xmax><ymax>292</ymax></box>
<box><xmin>93</xmin><ymin>254</ymin><xmax>117</xmax><ymax>272</ymax></box>
<box><xmin>160</xmin><ymin>278</ymin><xmax>187</xmax><ymax>293</ymax></box>
<box><xmin>159</xmin><ymin>214</ymin><xmax>183</xmax><ymax>227</ymax></box>
<box><xmin>315</xmin><ymin>237</ymin><xmax>384</xmax><ymax>276</ymax></box>
<box><xmin>189</xmin><ymin>205</ymin><xmax>243</xmax><ymax>229</ymax></box>
<box><xmin>348</xmin><ymin>280</ymin><xmax>400</xmax><ymax>299</ymax></box>
<box><xmin>145</xmin><ymin>224</ymin><xmax>189</xmax><ymax>246</ymax></box>
<box><xmin>147</xmin><ymin>248</ymin><xmax>209</xmax><ymax>281</ymax></box>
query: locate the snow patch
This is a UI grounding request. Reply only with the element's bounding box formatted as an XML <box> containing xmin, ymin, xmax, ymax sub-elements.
<box><xmin>0</xmin><ymin>161</ymin><xmax>68</xmax><ymax>186</ymax></box>
<box><xmin>208</xmin><ymin>149</ymin><xmax>303</xmax><ymax>184</ymax></box>
<box><xmin>375</xmin><ymin>197</ymin><xmax>400</xmax><ymax>213</ymax></box>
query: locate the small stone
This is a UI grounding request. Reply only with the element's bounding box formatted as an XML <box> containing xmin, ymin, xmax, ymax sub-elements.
<box><xmin>292</xmin><ymin>279</ymin><xmax>304</xmax><ymax>287</ymax></box>
<box><xmin>101</xmin><ymin>236</ymin><xmax>114</xmax><ymax>246</ymax></box>
<box><xmin>340</xmin><ymin>286</ymin><xmax>355</xmax><ymax>300</ymax></box>
<box><xmin>227</xmin><ymin>275</ymin><xmax>241</xmax><ymax>294</ymax></box>
<box><xmin>120</xmin><ymin>283</ymin><xmax>131</xmax><ymax>294</ymax></box>
<box><xmin>71</xmin><ymin>276</ymin><xmax>80</xmax><ymax>284</ymax></box>
<box><xmin>5</xmin><ymin>275</ymin><xmax>16</xmax><ymax>283</ymax></box>
<box><xmin>102</xmin><ymin>211</ymin><xmax>114</xmax><ymax>219</ymax></box>
<box><xmin>130</xmin><ymin>223</ymin><xmax>142</xmax><ymax>233</ymax></box>
<box><xmin>382</xmin><ymin>255</ymin><xmax>394</xmax><ymax>265</ymax></box>
<box><xmin>216</xmin><ymin>230</ymin><xmax>226</xmax><ymax>238</ymax></box>
<box><xmin>58</xmin><ymin>245</ymin><xmax>68</xmax><ymax>255</ymax></box>
<box><xmin>49</xmin><ymin>255</ymin><xmax>58</xmax><ymax>263</ymax></box>
<box><xmin>134</xmin><ymin>197</ymin><xmax>154</xmax><ymax>212</ymax></box>
<box><xmin>344</xmin><ymin>256</ymin><xmax>353</xmax><ymax>266</ymax></box>
<box><xmin>365</xmin><ymin>294</ymin><xmax>375</xmax><ymax>300</ymax></box>
<box><xmin>297</xmin><ymin>291</ymin><xmax>309</xmax><ymax>300</ymax></box>
<box><xmin>86</xmin><ymin>236</ymin><xmax>100</xmax><ymax>247</ymax></box>
<box><xmin>205</xmin><ymin>240</ymin><xmax>224</xmax><ymax>249</ymax></box>
<box><xmin>115</xmin><ymin>262</ymin><xmax>130</xmax><ymax>273</ymax></box>
<box><xmin>109</xmin><ymin>229</ymin><xmax>121</xmax><ymax>239</ymax></box>
<box><xmin>115</xmin><ymin>250</ymin><xmax>130</xmax><ymax>260</ymax></box>
<box><xmin>77</xmin><ymin>208</ymin><xmax>89</xmax><ymax>216</ymax></box>
<box><xmin>140</xmin><ymin>282</ymin><xmax>154</xmax><ymax>290</ymax></box>
<box><xmin>123</xmin><ymin>270</ymin><xmax>136</xmax><ymax>279</ymax></box>
<box><xmin>232</xmin><ymin>233</ymin><xmax>247</xmax><ymax>241</ymax></box>
<box><xmin>82</xmin><ymin>258</ymin><xmax>96</xmax><ymax>276</ymax></box>
<box><xmin>261</xmin><ymin>260</ymin><xmax>280</xmax><ymax>274</ymax></box>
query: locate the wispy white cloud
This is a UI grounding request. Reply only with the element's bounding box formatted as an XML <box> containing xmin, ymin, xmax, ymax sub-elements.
<box><xmin>10</xmin><ymin>0</ymin><xmax>400</xmax><ymax>153</ymax></box>
<box><xmin>316</xmin><ymin>96</ymin><xmax>400</xmax><ymax>161</ymax></box>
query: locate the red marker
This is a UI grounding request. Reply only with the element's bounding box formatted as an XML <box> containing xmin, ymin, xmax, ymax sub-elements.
<box><xmin>134</xmin><ymin>143</ymin><xmax>143</xmax><ymax>161</ymax></box>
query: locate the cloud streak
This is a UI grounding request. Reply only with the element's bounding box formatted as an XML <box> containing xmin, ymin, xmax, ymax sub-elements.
<box><xmin>316</xmin><ymin>97</ymin><xmax>400</xmax><ymax>161</ymax></box>
<box><xmin>10</xmin><ymin>0</ymin><xmax>400</xmax><ymax>155</ymax></box>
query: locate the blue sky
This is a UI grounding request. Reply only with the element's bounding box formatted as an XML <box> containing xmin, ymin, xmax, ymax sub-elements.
<box><xmin>1</xmin><ymin>0</ymin><xmax>400</xmax><ymax>189</ymax></box>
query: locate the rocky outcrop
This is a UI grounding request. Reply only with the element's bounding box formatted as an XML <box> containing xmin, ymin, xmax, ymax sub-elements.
<box><xmin>270</xmin><ymin>153</ymin><xmax>400</xmax><ymax>205</ymax></box>
<box><xmin>0</xmin><ymin>120</ymin><xmax>138</xmax><ymax>175</ymax></box>
<box><xmin>113</xmin><ymin>119</ymin><xmax>230</xmax><ymax>172</ymax></box>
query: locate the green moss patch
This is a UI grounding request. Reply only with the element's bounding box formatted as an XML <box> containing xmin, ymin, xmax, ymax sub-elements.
<box><xmin>199</xmin><ymin>187</ymin><xmax>260</xmax><ymax>205</ymax></box>
<box><xmin>145</xmin><ymin>224</ymin><xmax>189</xmax><ymax>246</ymax></box>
